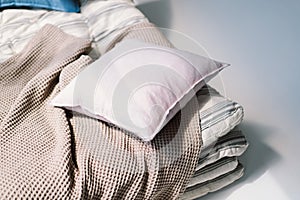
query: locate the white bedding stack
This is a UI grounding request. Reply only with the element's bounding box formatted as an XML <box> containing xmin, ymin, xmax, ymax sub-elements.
<box><xmin>0</xmin><ymin>1</ymin><xmax>248</xmax><ymax>199</ymax></box>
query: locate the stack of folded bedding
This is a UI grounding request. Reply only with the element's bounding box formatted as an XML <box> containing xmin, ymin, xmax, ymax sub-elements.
<box><xmin>0</xmin><ymin>1</ymin><xmax>249</xmax><ymax>199</ymax></box>
<box><xmin>110</xmin><ymin>22</ymin><xmax>249</xmax><ymax>199</ymax></box>
<box><xmin>180</xmin><ymin>85</ymin><xmax>248</xmax><ymax>199</ymax></box>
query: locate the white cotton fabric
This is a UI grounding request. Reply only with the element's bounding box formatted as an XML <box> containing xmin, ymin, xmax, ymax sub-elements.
<box><xmin>51</xmin><ymin>39</ymin><xmax>228</xmax><ymax>141</ymax></box>
<box><xmin>0</xmin><ymin>0</ymin><xmax>147</xmax><ymax>62</ymax></box>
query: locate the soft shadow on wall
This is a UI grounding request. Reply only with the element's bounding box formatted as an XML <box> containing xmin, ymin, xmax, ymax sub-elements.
<box><xmin>136</xmin><ymin>0</ymin><xmax>172</xmax><ymax>29</ymax></box>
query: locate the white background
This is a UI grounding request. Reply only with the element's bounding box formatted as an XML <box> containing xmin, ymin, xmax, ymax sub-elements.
<box><xmin>135</xmin><ymin>0</ymin><xmax>300</xmax><ymax>199</ymax></box>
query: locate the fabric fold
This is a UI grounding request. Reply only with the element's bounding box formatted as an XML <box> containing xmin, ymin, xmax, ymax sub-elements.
<box><xmin>0</xmin><ymin>24</ymin><xmax>202</xmax><ymax>199</ymax></box>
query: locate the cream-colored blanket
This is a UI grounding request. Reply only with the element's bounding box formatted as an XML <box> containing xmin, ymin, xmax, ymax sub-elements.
<box><xmin>0</xmin><ymin>24</ymin><xmax>201</xmax><ymax>199</ymax></box>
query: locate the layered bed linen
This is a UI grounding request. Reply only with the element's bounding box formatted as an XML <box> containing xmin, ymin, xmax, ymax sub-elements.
<box><xmin>184</xmin><ymin>128</ymin><xmax>248</xmax><ymax>200</ymax></box>
<box><xmin>0</xmin><ymin>0</ymin><xmax>148</xmax><ymax>62</ymax></box>
<box><xmin>0</xmin><ymin>1</ymin><xmax>248</xmax><ymax>199</ymax></box>
<box><xmin>197</xmin><ymin>128</ymin><xmax>248</xmax><ymax>170</ymax></box>
<box><xmin>0</xmin><ymin>24</ymin><xmax>201</xmax><ymax>199</ymax></box>
<box><xmin>181</xmin><ymin>163</ymin><xmax>244</xmax><ymax>200</ymax></box>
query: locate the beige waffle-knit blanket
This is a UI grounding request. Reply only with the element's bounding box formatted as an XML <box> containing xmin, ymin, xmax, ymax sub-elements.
<box><xmin>0</xmin><ymin>24</ymin><xmax>201</xmax><ymax>199</ymax></box>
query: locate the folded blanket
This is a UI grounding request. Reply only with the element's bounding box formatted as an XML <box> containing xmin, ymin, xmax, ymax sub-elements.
<box><xmin>0</xmin><ymin>24</ymin><xmax>91</xmax><ymax>199</ymax></box>
<box><xmin>196</xmin><ymin>85</ymin><xmax>244</xmax><ymax>158</ymax></box>
<box><xmin>0</xmin><ymin>25</ymin><xmax>201</xmax><ymax>199</ymax></box>
<box><xmin>197</xmin><ymin>129</ymin><xmax>248</xmax><ymax>170</ymax></box>
<box><xmin>184</xmin><ymin>128</ymin><xmax>248</xmax><ymax>199</ymax></box>
<box><xmin>190</xmin><ymin>157</ymin><xmax>239</xmax><ymax>187</ymax></box>
<box><xmin>180</xmin><ymin>163</ymin><xmax>244</xmax><ymax>200</ymax></box>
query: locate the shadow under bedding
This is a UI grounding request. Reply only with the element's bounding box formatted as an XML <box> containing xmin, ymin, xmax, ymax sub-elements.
<box><xmin>0</xmin><ymin>1</ymin><xmax>248</xmax><ymax>199</ymax></box>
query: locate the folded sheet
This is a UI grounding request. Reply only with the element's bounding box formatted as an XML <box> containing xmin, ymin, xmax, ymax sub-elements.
<box><xmin>197</xmin><ymin>128</ymin><xmax>248</xmax><ymax>170</ymax></box>
<box><xmin>181</xmin><ymin>163</ymin><xmax>244</xmax><ymax>200</ymax></box>
<box><xmin>197</xmin><ymin>86</ymin><xmax>244</xmax><ymax>158</ymax></box>
<box><xmin>189</xmin><ymin>157</ymin><xmax>238</xmax><ymax>187</ymax></box>
<box><xmin>185</xmin><ymin>127</ymin><xmax>248</xmax><ymax>198</ymax></box>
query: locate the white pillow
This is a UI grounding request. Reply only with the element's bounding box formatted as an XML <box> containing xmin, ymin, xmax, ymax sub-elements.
<box><xmin>51</xmin><ymin>39</ymin><xmax>229</xmax><ymax>141</ymax></box>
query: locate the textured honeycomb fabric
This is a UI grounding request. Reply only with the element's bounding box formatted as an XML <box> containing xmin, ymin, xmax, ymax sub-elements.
<box><xmin>0</xmin><ymin>24</ymin><xmax>91</xmax><ymax>199</ymax></box>
<box><xmin>106</xmin><ymin>21</ymin><xmax>174</xmax><ymax>52</ymax></box>
<box><xmin>0</xmin><ymin>24</ymin><xmax>202</xmax><ymax>199</ymax></box>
